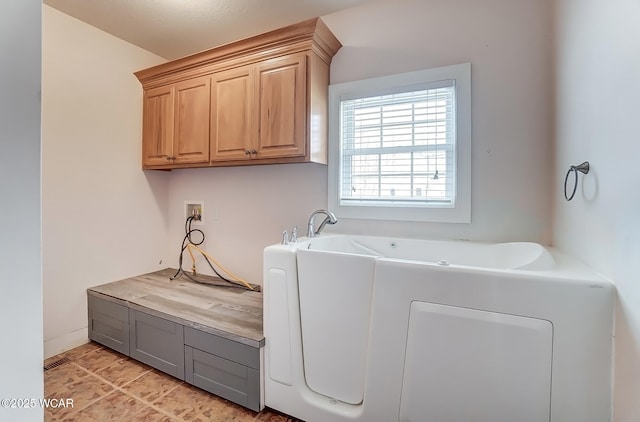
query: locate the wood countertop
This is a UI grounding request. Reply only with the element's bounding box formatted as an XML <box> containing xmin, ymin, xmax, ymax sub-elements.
<box><xmin>87</xmin><ymin>268</ymin><xmax>264</xmax><ymax>348</ymax></box>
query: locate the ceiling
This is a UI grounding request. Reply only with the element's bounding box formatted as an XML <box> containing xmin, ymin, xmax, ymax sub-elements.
<box><xmin>43</xmin><ymin>0</ymin><xmax>376</xmax><ymax>60</ymax></box>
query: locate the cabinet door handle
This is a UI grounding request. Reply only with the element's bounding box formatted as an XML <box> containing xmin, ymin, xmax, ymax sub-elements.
<box><xmin>245</xmin><ymin>150</ymin><xmax>251</xmax><ymax>155</ymax></box>
<box><xmin>166</xmin><ymin>156</ymin><xmax>176</xmax><ymax>161</ymax></box>
<box><xmin>250</xmin><ymin>150</ymin><xmax>257</xmax><ymax>155</ymax></box>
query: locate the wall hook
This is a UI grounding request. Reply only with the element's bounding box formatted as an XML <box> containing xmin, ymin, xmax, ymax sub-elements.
<box><xmin>564</xmin><ymin>161</ymin><xmax>590</xmax><ymax>201</ymax></box>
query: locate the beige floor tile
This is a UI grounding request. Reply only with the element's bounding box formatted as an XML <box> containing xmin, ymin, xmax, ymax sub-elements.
<box><xmin>44</xmin><ymin>344</ymin><xmax>301</xmax><ymax>422</ymax></box>
<box><xmin>62</xmin><ymin>341</ymin><xmax>104</xmax><ymax>361</ymax></box>
<box><xmin>73</xmin><ymin>390</ymin><xmax>153</xmax><ymax>421</ymax></box>
<box><xmin>152</xmin><ymin>383</ymin><xmax>240</xmax><ymax>421</ymax></box>
<box><xmin>96</xmin><ymin>357</ymin><xmax>152</xmax><ymax>387</ymax></box>
<box><xmin>44</xmin><ymin>363</ymin><xmax>114</xmax><ymax>420</ymax></box>
<box><xmin>74</xmin><ymin>347</ymin><xmax>126</xmax><ymax>373</ymax></box>
<box><xmin>192</xmin><ymin>394</ymin><xmax>257</xmax><ymax>421</ymax></box>
<box><xmin>45</xmin><ymin>410</ymin><xmax>81</xmax><ymax>421</ymax></box>
<box><xmin>45</xmin><ymin>405</ymin><xmax>77</xmax><ymax>422</ymax></box>
<box><xmin>134</xmin><ymin>406</ymin><xmax>178</xmax><ymax>421</ymax></box>
<box><xmin>254</xmin><ymin>408</ymin><xmax>303</xmax><ymax>421</ymax></box>
<box><xmin>122</xmin><ymin>369</ymin><xmax>182</xmax><ymax>403</ymax></box>
<box><xmin>44</xmin><ymin>362</ymin><xmax>92</xmax><ymax>397</ymax></box>
<box><xmin>44</xmin><ymin>341</ymin><xmax>103</xmax><ymax>370</ymax></box>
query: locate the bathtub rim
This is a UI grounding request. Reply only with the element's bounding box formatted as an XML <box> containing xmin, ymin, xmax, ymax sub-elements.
<box><xmin>282</xmin><ymin>233</ymin><xmax>610</xmax><ymax>284</ymax></box>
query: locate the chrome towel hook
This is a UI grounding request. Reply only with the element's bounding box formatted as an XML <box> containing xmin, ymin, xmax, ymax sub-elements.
<box><xmin>564</xmin><ymin>161</ymin><xmax>590</xmax><ymax>201</ymax></box>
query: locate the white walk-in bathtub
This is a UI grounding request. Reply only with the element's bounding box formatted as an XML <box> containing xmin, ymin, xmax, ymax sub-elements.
<box><xmin>263</xmin><ymin>235</ymin><xmax>614</xmax><ymax>422</ymax></box>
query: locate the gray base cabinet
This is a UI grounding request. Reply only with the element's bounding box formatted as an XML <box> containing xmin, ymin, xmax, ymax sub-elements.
<box><xmin>87</xmin><ymin>292</ymin><xmax>262</xmax><ymax>411</ymax></box>
<box><xmin>184</xmin><ymin>327</ymin><xmax>261</xmax><ymax>411</ymax></box>
<box><xmin>88</xmin><ymin>295</ymin><xmax>129</xmax><ymax>355</ymax></box>
<box><xmin>129</xmin><ymin>309</ymin><xmax>185</xmax><ymax>380</ymax></box>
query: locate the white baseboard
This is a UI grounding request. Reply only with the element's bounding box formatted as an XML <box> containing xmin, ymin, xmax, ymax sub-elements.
<box><xmin>44</xmin><ymin>327</ymin><xmax>89</xmax><ymax>359</ymax></box>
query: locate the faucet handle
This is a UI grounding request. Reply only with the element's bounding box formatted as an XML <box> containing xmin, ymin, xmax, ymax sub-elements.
<box><xmin>290</xmin><ymin>226</ymin><xmax>298</xmax><ymax>243</ymax></box>
<box><xmin>281</xmin><ymin>230</ymin><xmax>289</xmax><ymax>245</ymax></box>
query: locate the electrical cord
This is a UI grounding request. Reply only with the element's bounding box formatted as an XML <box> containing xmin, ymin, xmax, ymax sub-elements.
<box><xmin>170</xmin><ymin>216</ymin><xmax>256</xmax><ymax>290</ymax></box>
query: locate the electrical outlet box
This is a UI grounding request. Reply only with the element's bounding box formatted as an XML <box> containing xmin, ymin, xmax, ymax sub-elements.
<box><xmin>185</xmin><ymin>200</ymin><xmax>204</xmax><ymax>225</ymax></box>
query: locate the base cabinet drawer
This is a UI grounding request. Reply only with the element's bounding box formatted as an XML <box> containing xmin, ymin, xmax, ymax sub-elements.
<box><xmin>185</xmin><ymin>345</ymin><xmax>261</xmax><ymax>411</ymax></box>
<box><xmin>130</xmin><ymin>309</ymin><xmax>185</xmax><ymax>380</ymax></box>
<box><xmin>88</xmin><ymin>295</ymin><xmax>129</xmax><ymax>355</ymax></box>
<box><xmin>184</xmin><ymin>327</ymin><xmax>262</xmax><ymax>411</ymax></box>
<box><xmin>184</xmin><ymin>326</ymin><xmax>259</xmax><ymax>368</ymax></box>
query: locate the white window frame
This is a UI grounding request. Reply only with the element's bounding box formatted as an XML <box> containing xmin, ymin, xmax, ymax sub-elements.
<box><xmin>328</xmin><ymin>63</ymin><xmax>471</xmax><ymax>223</ymax></box>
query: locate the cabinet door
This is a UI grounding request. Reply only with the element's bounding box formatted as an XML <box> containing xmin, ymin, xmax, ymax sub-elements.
<box><xmin>142</xmin><ymin>85</ymin><xmax>174</xmax><ymax>166</ymax></box>
<box><xmin>130</xmin><ymin>310</ymin><xmax>185</xmax><ymax>380</ymax></box>
<box><xmin>185</xmin><ymin>346</ymin><xmax>261</xmax><ymax>411</ymax></box>
<box><xmin>255</xmin><ymin>53</ymin><xmax>307</xmax><ymax>159</ymax></box>
<box><xmin>88</xmin><ymin>294</ymin><xmax>130</xmax><ymax>355</ymax></box>
<box><xmin>211</xmin><ymin>66</ymin><xmax>254</xmax><ymax>161</ymax></box>
<box><xmin>184</xmin><ymin>327</ymin><xmax>262</xmax><ymax>411</ymax></box>
<box><xmin>174</xmin><ymin>77</ymin><xmax>211</xmax><ymax>165</ymax></box>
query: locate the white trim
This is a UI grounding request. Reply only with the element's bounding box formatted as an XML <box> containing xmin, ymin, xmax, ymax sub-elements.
<box><xmin>44</xmin><ymin>327</ymin><xmax>90</xmax><ymax>359</ymax></box>
<box><xmin>328</xmin><ymin>63</ymin><xmax>471</xmax><ymax>223</ymax></box>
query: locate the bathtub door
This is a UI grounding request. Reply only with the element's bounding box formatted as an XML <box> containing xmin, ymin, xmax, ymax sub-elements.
<box><xmin>297</xmin><ymin>249</ymin><xmax>376</xmax><ymax>405</ymax></box>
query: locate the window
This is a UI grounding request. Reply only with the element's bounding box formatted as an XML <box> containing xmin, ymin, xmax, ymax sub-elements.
<box><xmin>328</xmin><ymin>63</ymin><xmax>471</xmax><ymax>223</ymax></box>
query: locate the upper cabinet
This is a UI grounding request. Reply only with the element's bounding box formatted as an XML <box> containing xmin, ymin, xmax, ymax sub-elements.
<box><xmin>142</xmin><ymin>85</ymin><xmax>174</xmax><ymax>166</ymax></box>
<box><xmin>141</xmin><ymin>77</ymin><xmax>210</xmax><ymax>166</ymax></box>
<box><xmin>254</xmin><ymin>53</ymin><xmax>307</xmax><ymax>161</ymax></box>
<box><xmin>173</xmin><ymin>77</ymin><xmax>211</xmax><ymax>165</ymax></box>
<box><xmin>135</xmin><ymin>18</ymin><xmax>341</xmax><ymax>170</ymax></box>
<box><xmin>210</xmin><ymin>65</ymin><xmax>255</xmax><ymax>162</ymax></box>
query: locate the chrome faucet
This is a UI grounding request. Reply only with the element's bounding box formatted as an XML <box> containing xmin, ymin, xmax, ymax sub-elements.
<box><xmin>307</xmin><ymin>209</ymin><xmax>338</xmax><ymax>237</ymax></box>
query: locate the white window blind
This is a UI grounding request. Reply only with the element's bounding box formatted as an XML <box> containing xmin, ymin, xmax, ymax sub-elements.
<box><xmin>339</xmin><ymin>80</ymin><xmax>456</xmax><ymax>208</ymax></box>
<box><xmin>328</xmin><ymin>63</ymin><xmax>471</xmax><ymax>223</ymax></box>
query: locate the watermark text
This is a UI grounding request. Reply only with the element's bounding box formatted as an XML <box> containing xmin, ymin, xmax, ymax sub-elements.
<box><xmin>1</xmin><ymin>398</ymin><xmax>74</xmax><ymax>409</ymax></box>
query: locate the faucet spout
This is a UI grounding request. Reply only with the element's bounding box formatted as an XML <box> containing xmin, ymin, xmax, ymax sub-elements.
<box><xmin>306</xmin><ymin>209</ymin><xmax>338</xmax><ymax>237</ymax></box>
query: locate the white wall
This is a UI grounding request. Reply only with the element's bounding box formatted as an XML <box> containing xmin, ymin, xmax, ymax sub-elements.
<box><xmin>553</xmin><ymin>0</ymin><xmax>640</xmax><ymax>420</ymax></box>
<box><xmin>167</xmin><ymin>0</ymin><xmax>555</xmax><ymax>284</ymax></box>
<box><xmin>324</xmin><ymin>0</ymin><xmax>554</xmax><ymax>242</ymax></box>
<box><xmin>42</xmin><ymin>5</ymin><xmax>169</xmax><ymax>357</ymax></box>
<box><xmin>0</xmin><ymin>1</ymin><xmax>43</xmax><ymax>420</ymax></box>
<box><xmin>167</xmin><ymin>164</ymin><xmax>328</xmax><ymax>286</ymax></box>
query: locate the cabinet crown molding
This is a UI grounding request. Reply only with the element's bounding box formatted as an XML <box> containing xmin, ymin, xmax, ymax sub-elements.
<box><xmin>135</xmin><ymin>17</ymin><xmax>341</xmax><ymax>88</ymax></box>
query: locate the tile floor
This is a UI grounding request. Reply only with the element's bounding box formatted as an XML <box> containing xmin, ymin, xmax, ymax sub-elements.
<box><xmin>44</xmin><ymin>342</ymin><xmax>301</xmax><ymax>421</ymax></box>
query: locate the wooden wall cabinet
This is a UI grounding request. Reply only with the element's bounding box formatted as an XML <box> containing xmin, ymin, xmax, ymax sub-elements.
<box><xmin>210</xmin><ymin>65</ymin><xmax>255</xmax><ymax>161</ymax></box>
<box><xmin>141</xmin><ymin>85</ymin><xmax>174</xmax><ymax>166</ymax></box>
<box><xmin>135</xmin><ymin>18</ymin><xmax>341</xmax><ymax>170</ymax></box>
<box><xmin>254</xmin><ymin>53</ymin><xmax>307</xmax><ymax>161</ymax></box>
<box><xmin>211</xmin><ymin>53</ymin><xmax>307</xmax><ymax>163</ymax></box>
<box><xmin>142</xmin><ymin>77</ymin><xmax>210</xmax><ymax>167</ymax></box>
